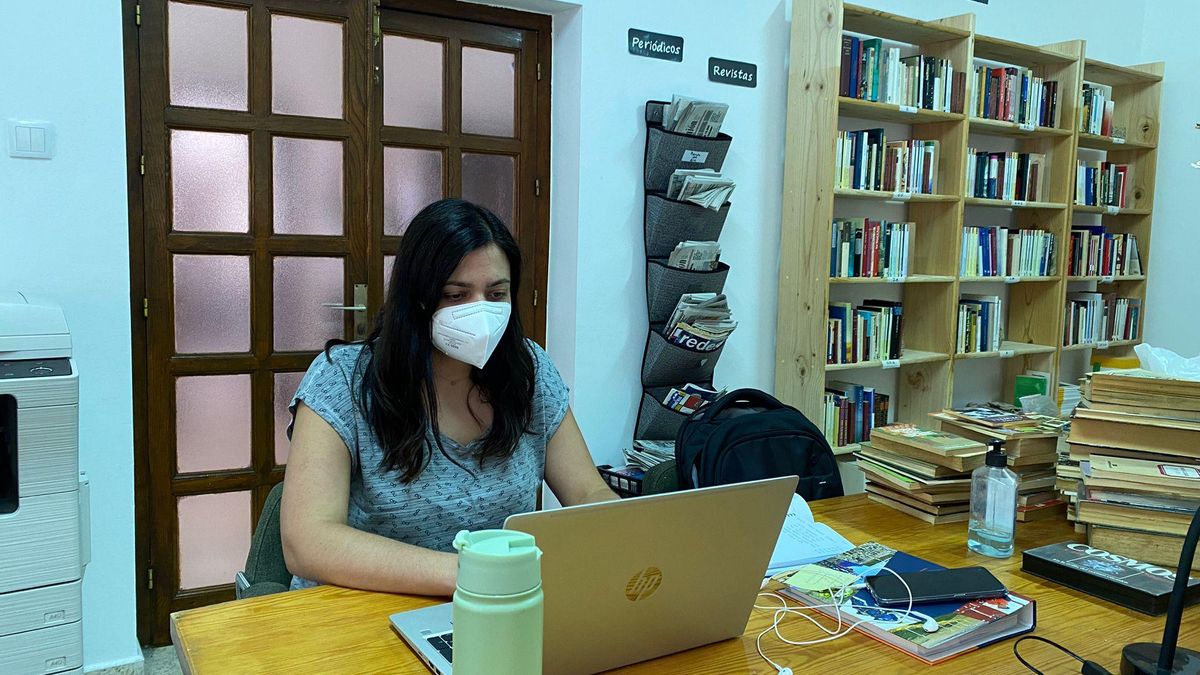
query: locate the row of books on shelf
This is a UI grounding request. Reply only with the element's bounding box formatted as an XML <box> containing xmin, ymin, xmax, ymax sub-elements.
<box><xmin>971</xmin><ymin>65</ymin><xmax>1059</xmax><ymax>128</ymax></box>
<box><xmin>827</xmin><ymin>300</ymin><xmax>903</xmax><ymax>365</ymax></box>
<box><xmin>1060</xmin><ymin>370</ymin><xmax>1200</xmax><ymax>574</ymax></box>
<box><xmin>663</xmin><ymin>293</ymin><xmax>737</xmax><ymax>352</ymax></box>
<box><xmin>835</xmin><ymin>129</ymin><xmax>940</xmax><ymax>194</ymax></box>
<box><xmin>1066</xmin><ymin>228</ymin><xmax>1142</xmax><ymax>277</ymax></box>
<box><xmin>1079</xmin><ymin>83</ymin><xmax>1116</xmax><ymax>137</ymax></box>
<box><xmin>829</xmin><ymin>218</ymin><xmax>912</xmax><ymax>279</ymax></box>
<box><xmin>966</xmin><ymin>150</ymin><xmax>1047</xmax><ymax>202</ymax></box>
<box><xmin>1074</xmin><ymin>160</ymin><xmax>1129</xmax><ymax>208</ymax></box>
<box><xmin>1063</xmin><ymin>293</ymin><xmax>1141</xmax><ymax>346</ymax></box>
<box><xmin>960</xmin><ymin>226</ymin><xmax>1055</xmax><ymax>278</ymax></box>
<box><xmin>839</xmin><ymin>35</ymin><xmax>965</xmax><ymax>113</ymax></box>
<box><xmin>957</xmin><ymin>294</ymin><xmax>1003</xmax><ymax>354</ymax></box>
<box><xmin>823</xmin><ymin>381</ymin><xmax>890</xmax><ymax>448</ymax></box>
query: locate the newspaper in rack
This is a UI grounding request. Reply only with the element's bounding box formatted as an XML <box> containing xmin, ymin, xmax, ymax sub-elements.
<box><xmin>663</xmin><ymin>95</ymin><xmax>729</xmax><ymax>138</ymax></box>
<box><xmin>662</xmin><ymin>382</ymin><xmax>726</xmax><ymax>414</ymax></box>
<box><xmin>663</xmin><ymin>292</ymin><xmax>737</xmax><ymax>352</ymax></box>
<box><xmin>668</xmin><ymin>241</ymin><xmax>721</xmax><ymax>271</ymax></box>
<box><xmin>666</xmin><ymin>168</ymin><xmax>735</xmax><ymax>211</ymax></box>
<box><xmin>624</xmin><ymin>440</ymin><xmax>676</xmax><ymax>470</ymax></box>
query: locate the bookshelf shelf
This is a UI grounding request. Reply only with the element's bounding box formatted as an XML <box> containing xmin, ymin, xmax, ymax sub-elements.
<box><xmin>968</xmin><ymin>117</ymin><xmax>1072</xmax><ymax>139</ymax></box>
<box><xmin>954</xmin><ymin>341</ymin><xmax>1057</xmax><ymax>360</ymax></box>
<box><xmin>838</xmin><ymin>97</ymin><xmax>964</xmax><ymax>124</ymax></box>
<box><xmin>1077</xmin><ymin>133</ymin><xmax>1155</xmax><ymax>152</ymax></box>
<box><xmin>835</xmin><ymin>188</ymin><xmax>960</xmax><ymax>203</ymax></box>
<box><xmin>1067</xmin><ymin>275</ymin><xmax>1146</xmax><ymax>282</ymax></box>
<box><xmin>959</xmin><ymin>275</ymin><xmax>1058</xmax><ymax>283</ymax></box>
<box><xmin>965</xmin><ymin>197</ymin><xmax>1067</xmax><ymax>210</ymax></box>
<box><xmin>778</xmin><ymin>1</ymin><xmax>1162</xmax><ymax>457</ymax></box>
<box><xmin>830</xmin><ymin>274</ymin><xmax>955</xmax><ymax>285</ymax></box>
<box><xmin>826</xmin><ymin>350</ymin><xmax>950</xmax><ymax>372</ymax></box>
<box><xmin>1062</xmin><ymin>339</ymin><xmax>1140</xmax><ymax>352</ymax></box>
<box><xmin>1084</xmin><ymin>58</ymin><xmax>1163</xmax><ymax>85</ymax></box>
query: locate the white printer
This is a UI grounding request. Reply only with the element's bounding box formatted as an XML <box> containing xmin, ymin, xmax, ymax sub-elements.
<box><xmin>0</xmin><ymin>292</ymin><xmax>89</xmax><ymax>675</ymax></box>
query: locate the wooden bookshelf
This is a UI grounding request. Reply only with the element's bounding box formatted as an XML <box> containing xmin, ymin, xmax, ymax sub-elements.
<box><xmin>775</xmin><ymin>1</ymin><xmax>1163</xmax><ymax>457</ymax></box>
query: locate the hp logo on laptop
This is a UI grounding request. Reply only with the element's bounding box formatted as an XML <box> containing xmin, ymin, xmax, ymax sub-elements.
<box><xmin>625</xmin><ymin>567</ymin><xmax>663</xmax><ymax>601</ymax></box>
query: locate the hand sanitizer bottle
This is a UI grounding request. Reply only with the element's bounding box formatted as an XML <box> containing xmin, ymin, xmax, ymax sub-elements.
<box><xmin>452</xmin><ymin>529</ymin><xmax>544</xmax><ymax>674</ymax></box>
<box><xmin>967</xmin><ymin>440</ymin><xmax>1019</xmax><ymax>558</ymax></box>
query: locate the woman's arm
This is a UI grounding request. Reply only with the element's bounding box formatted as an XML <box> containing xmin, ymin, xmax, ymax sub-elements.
<box><xmin>280</xmin><ymin>403</ymin><xmax>458</xmax><ymax>596</ymax></box>
<box><xmin>544</xmin><ymin>407</ymin><xmax>620</xmax><ymax>506</ymax></box>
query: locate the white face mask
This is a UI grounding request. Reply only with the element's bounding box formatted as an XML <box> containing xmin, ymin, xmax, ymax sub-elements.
<box><xmin>430</xmin><ymin>300</ymin><xmax>512</xmax><ymax>369</ymax></box>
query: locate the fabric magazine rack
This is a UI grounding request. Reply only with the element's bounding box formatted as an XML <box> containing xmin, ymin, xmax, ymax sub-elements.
<box><xmin>634</xmin><ymin>100</ymin><xmax>734</xmax><ymax>444</ymax></box>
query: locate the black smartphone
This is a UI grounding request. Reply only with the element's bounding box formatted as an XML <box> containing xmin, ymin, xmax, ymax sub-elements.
<box><xmin>865</xmin><ymin>567</ymin><xmax>1007</xmax><ymax>607</ymax></box>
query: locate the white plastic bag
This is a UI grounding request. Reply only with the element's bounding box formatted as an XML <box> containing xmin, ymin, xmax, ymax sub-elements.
<box><xmin>1135</xmin><ymin>343</ymin><xmax>1200</xmax><ymax>381</ymax></box>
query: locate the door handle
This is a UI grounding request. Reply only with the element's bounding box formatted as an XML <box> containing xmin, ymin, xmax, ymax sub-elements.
<box><xmin>323</xmin><ymin>284</ymin><xmax>369</xmax><ymax>338</ymax></box>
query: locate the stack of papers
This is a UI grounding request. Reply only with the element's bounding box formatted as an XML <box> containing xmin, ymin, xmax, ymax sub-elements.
<box><xmin>663</xmin><ymin>95</ymin><xmax>729</xmax><ymax>137</ymax></box>
<box><xmin>667</xmin><ymin>169</ymin><xmax>736</xmax><ymax>210</ymax></box>
<box><xmin>624</xmin><ymin>440</ymin><xmax>675</xmax><ymax>470</ymax></box>
<box><xmin>663</xmin><ymin>293</ymin><xmax>737</xmax><ymax>352</ymax></box>
<box><xmin>668</xmin><ymin>241</ymin><xmax>721</xmax><ymax>271</ymax></box>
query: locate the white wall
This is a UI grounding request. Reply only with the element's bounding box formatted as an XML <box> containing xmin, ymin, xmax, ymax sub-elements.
<box><xmin>0</xmin><ymin>1</ymin><xmax>139</xmax><ymax>671</ymax></box>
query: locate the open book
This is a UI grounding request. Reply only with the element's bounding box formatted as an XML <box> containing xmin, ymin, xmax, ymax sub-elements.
<box><xmin>766</xmin><ymin>494</ymin><xmax>854</xmax><ymax>577</ymax></box>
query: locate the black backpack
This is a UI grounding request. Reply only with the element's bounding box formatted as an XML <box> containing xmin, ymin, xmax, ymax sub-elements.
<box><xmin>674</xmin><ymin>388</ymin><xmax>844</xmax><ymax>501</ymax></box>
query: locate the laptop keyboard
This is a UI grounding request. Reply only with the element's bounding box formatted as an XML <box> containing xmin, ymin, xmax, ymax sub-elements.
<box><xmin>427</xmin><ymin>631</ymin><xmax>453</xmax><ymax>663</ymax></box>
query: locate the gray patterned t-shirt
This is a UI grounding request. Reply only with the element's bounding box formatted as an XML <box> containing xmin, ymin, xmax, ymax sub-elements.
<box><xmin>287</xmin><ymin>339</ymin><xmax>569</xmax><ymax>590</ymax></box>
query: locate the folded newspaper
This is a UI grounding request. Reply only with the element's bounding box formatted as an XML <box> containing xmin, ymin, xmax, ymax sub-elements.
<box><xmin>663</xmin><ymin>383</ymin><xmax>726</xmax><ymax>414</ymax></box>
<box><xmin>663</xmin><ymin>95</ymin><xmax>729</xmax><ymax>138</ymax></box>
<box><xmin>663</xmin><ymin>293</ymin><xmax>737</xmax><ymax>352</ymax></box>
<box><xmin>624</xmin><ymin>440</ymin><xmax>676</xmax><ymax>470</ymax></box>
<box><xmin>668</xmin><ymin>240</ymin><xmax>721</xmax><ymax>271</ymax></box>
<box><xmin>666</xmin><ymin>169</ymin><xmax>735</xmax><ymax>210</ymax></box>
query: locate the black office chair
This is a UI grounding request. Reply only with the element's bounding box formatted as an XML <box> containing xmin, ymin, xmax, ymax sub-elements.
<box><xmin>234</xmin><ymin>482</ymin><xmax>292</xmax><ymax>599</ymax></box>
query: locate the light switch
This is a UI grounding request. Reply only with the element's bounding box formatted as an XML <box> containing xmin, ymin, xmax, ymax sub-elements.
<box><xmin>7</xmin><ymin>120</ymin><xmax>55</xmax><ymax>159</ymax></box>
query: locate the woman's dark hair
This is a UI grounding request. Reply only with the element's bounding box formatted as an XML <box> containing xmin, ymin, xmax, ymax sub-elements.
<box><xmin>339</xmin><ymin>199</ymin><xmax>534</xmax><ymax>481</ymax></box>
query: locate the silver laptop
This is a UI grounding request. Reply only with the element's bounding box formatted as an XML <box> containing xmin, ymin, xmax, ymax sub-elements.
<box><xmin>390</xmin><ymin>475</ymin><xmax>798</xmax><ymax>675</ymax></box>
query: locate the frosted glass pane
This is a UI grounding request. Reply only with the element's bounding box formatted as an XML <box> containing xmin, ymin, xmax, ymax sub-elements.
<box><xmin>168</xmin><ymin>1</ymin><xmax>248</xmax><ymax>111</ymax></box>
<box><xmin>273</xmin><ymin>257</ymin><xmax>344</xmax><ymax>351</ymax></box>
<box><xmin>171</xmin><ymin>130</ymin><xmax>249</xmax><ymax>233</ymax></box>
<box><xmin>273</xmin><ymin>137</ymin><xmax>344</xmax><ymax>235</ymax></box>
<box><xmin>383</xmin><ymin>35</ymin><xmax>444</xmax><ymax>129</ymax></box>
<box><xmin>462</xmin><ymin>153</ymin><xmax>515</xmax><ymax>228</ymax></box>
<box><xmin>176</xmin><ymin>375</ymin><xmax>251</xmax><ymax>474</ymax></box>
<box><xmin>273</xmin><ymin>371</ymin><xmax>305</xmax><ymax>466</ymax></box>
<box><xmin>384</xmin><ymin>255</ymin><xmax>397</xmax><ymax>294</ymax></box>
<box><xmin>462</xmin><ymin>47</ymin><xmax>515</xmax><ymax>137</ymax></box>
<box><xmin>178</xmin><ymin>491</ymin><xmax>251</xmax><ymax>590</ymax></box>
<box><xmin>384</xmin><ymin>147</ymin><xmax>443</xmax><ymax>236</ymax></box>
<box><xmin>272</xmin><ymin>15</ymin><xmax>344</xmax><ymax>119</ymax></box>
<box><xmin>173</xmin><ymin>255</ymin><xmax>251</xmax><ymax>354</ymax></box>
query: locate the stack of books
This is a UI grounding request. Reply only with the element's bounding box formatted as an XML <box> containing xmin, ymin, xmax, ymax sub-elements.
<box><xmin>840</xmin><ymin>35</ymin><xmax>966</xmax><ymax>113</ymax></box>
<box><xmin>827</xmin><ymin>300</ymin><xmax>903</xmax><ymax>365</ymax></box>
<box><xmin>1080</xmin><ymin>82</ymin><xmax>1115</xmax><ymax>136</ymax></box>
<box><xmin>960</xmin><ymin>226</ymin><xmax>1055</xmax><ymax>278</ymax></box>
<box><xmin>855</xmin><ymin>424</ymin><xmax>986</xmax><ymax>524</ymax></box>
<box><xmin>830</xmin><ymin>218</ymin><xmax>912</xmax><ymax>279</ymax></box>
<box><xmin>823</xmin><ymin>381</ymin><xmax>890</xmax><ymax>449</ymax></box>
<box><xmin>1074</xmin><ymin>160</ymin><xmax>1129</xmax><ymax>208</ymax></box>
<box><xmin>971</xmin><ymin>65</ymin><xmax>1059</xmax><ymax>128</ymax></box>
<box><xmin>966</xmin><ymin>150</ymin><xmax>1046</xmax><ymax>202</ymax></box>
<box><xmin>1067</xmin><ymin>227</ymin><xmax>1142</xmax><ymax>277</ymax></box>
<box><xmin>932</xmin><ymin>408</ymin><xmax>1066</xmax><ymax>522</ymax></box>
<box><xmin>1069</xmin><ymin>370</ymin><xmax>1200</xmax><ymax>572</ymax></box>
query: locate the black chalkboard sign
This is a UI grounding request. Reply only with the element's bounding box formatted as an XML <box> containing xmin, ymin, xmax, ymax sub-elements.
<box><xmin>709</xmin><ymin>57</ymin><xmax>757</xmax><ymax>88</ymax></box>
<box><xmin>628</xmin><ymin>28</ymin><xmax>684</xmax><ymax>62</ymax></box>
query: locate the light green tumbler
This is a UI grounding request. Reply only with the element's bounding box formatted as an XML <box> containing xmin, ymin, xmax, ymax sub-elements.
<box><xmin>452</xmin><ymin>529</ymin><xmax>543</xmax><ymax>674</ymax></box>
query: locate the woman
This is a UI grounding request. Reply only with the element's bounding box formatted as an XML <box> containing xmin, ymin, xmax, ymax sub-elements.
<box><xmin>281</xmin><ymin>199</ymin><xmax>617</xmax><ymax>596</ymax></box>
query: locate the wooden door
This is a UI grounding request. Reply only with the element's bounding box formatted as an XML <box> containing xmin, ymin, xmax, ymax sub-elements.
<box><xmin>127</xmin><ymin>0</ymin><xmax>550</xmax><ymax>644</ymax></box>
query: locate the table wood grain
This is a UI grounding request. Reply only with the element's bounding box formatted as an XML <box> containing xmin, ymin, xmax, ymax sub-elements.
<box><xmin>171</xmin><ymin>494</ymin><xmax>1198</xmax><ymax>674</ymax></box>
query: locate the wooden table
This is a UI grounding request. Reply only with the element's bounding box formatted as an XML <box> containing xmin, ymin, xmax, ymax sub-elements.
<box><xmin>171</xmin><ymin>494</ymin><xmax>1198</xmax><ymax>674</ymax></box>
